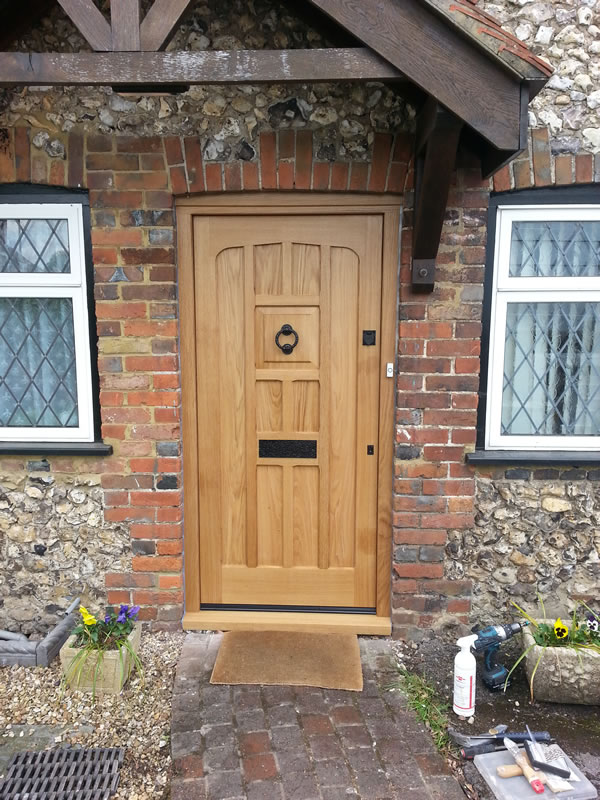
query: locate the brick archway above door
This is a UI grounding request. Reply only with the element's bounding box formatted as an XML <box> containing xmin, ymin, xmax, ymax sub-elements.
<box><xmin>166</xmin><ymin>130</ymin><xmax>413</xmax><ymax>197</ymax></box>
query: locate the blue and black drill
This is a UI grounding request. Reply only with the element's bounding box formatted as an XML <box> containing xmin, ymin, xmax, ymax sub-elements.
<box><xmin>471</xmin><ymin>621</ymin><xmax>529</xmax><ymax>690</ymax></box>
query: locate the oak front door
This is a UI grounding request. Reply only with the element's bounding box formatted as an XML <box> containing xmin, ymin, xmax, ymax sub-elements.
<box><xmin>179</xmin><ymin>198</ymin><xmax>396</xmax><ymax>630</ymax></box>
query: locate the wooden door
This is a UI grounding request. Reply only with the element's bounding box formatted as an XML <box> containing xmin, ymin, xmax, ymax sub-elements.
<box><xmin>179</xmin><ymin>201</ymin><xmax>396</xmax><ymax>628</ymax></box>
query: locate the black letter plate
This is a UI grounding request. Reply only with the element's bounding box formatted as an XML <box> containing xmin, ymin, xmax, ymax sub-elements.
<box><xmin>259</xmin><ymin>440</ymin><xmax>317</xmax><ymax>459</ymax></box>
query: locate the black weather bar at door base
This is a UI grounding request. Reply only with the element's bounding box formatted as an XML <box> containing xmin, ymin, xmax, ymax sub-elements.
<box><xmin>201</xmin><ymin>603</ymin><xmax>377</xmax><ymax>614</ymax></box>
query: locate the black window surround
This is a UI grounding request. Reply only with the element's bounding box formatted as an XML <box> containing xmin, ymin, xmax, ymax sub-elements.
<box><xmin>0</xmin><ymin>184</ymin><xmax>111</xmax><ymax>456</ymax></box>
<box><xmin>468</xmin><ymin>184</ymin><xmax>600</xmax><ymax>467</ymax></box>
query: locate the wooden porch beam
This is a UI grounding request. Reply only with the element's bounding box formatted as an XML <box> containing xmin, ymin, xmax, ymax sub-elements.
<box><xmin>412</xmin><ymin>99</ymin><xmax>463</xmax><ymax>288</ymax></box>
<box><xmin>305</xmin><ymin>0</ymin><xmax>522</xmax><ymax>151</ymax></box>
<box><xmin>111</xmin><ymin>0</ymin><xmax>141</xmax><ymax>51</ymax></box>
<box><xmin>140</xmin><ymin>0</ymin><xmax>196</xmax><ymax>51</ymax></box>
<box><xmin>0</xmin><ymin>48</ymin><xmax>405</xmax><ymax>86</ymax></box>
<box><xmin>56</xmin><ymin>0</ymin><xmax>112</xmax><ymax>52</ymax></box>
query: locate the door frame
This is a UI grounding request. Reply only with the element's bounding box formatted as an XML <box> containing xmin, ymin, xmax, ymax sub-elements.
<box><xmin>177</xmin><ymin>193</ymin><xmax>400</xmax><ymax>634</ymax></box>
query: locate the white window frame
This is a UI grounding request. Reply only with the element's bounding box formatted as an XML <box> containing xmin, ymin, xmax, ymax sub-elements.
<box><xmin>0</xmin><ymin>203</ymin><xmax>95</xmax><ymax>443</ymax></box>
<box><xmin>487</xmin><ymin>204</ymin><xmax>600</xmax><ymax>451</ymax></box>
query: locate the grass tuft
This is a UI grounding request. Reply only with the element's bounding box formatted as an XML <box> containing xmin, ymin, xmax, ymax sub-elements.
<box><xmin>392</xmin><ymin>667</ymin><xmax>455</xmax><ymax>756</ymax></box>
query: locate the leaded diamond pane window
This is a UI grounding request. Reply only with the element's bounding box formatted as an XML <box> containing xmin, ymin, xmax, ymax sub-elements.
<box><xmin>0</xmin><ymin>202</ymin><xmax>95</xmax><ymax>444</ymax></box>
<box><xmin>0</xmin><ymin>219</ymin><xmax>70</xmax><ymax>273</ymax></box>
<box><xmin>487</xmin><ymin>204</ymin><xmax>600</xmax><ymax>451</ymax></box>
<box><xmin>0</xmin><ymin>298</ymin><xmax>79</xmax><ymax>427</ymax></box>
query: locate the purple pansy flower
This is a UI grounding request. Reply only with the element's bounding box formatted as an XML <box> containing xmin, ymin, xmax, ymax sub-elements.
<box><xmin>127</xmin><ymin>605</ymin><xmax>140</xmax><ymax>619</ymax></box>
<box><xmin>586</xmin><ymin>615</ymin><xmax>599</xmax><ymax>633</ymax></box>
<box><xmin>105</xmin><ymin>613</ymin><xmax>112</xmax><ymax>624</ymax></box>
<box><xmin>117</xmin><ymin>605</ymin><xmax>128</xmax><ymax>624</ymax></box>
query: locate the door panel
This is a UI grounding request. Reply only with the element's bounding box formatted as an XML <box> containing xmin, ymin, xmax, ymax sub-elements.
<box><xmin>195</xmin><ymin>214</ymin><xmax>383</xmax><ymax>609</ymax></box>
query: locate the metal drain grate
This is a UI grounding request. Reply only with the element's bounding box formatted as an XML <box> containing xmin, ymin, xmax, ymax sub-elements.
<box><xmin>0</xmin><ymin>746</ymin><xmax>124</xmax><ymax>800</ymax></box>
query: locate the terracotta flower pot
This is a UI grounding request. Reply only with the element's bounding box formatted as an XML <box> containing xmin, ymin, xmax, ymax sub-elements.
<box><xmin>522</xmin><ymin>621</ymin><xmax>600</xmax><ymax>705</ymax></box>
<box><xmin>59</xmin><ymin>624</ymin><xmax>141</xmax><ymax>695</ymax></box>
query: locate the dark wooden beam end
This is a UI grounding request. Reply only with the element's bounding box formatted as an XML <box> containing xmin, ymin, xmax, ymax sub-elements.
<box><xmin>412</xmin><ymin>98</ymin><xmax>463</xmax><ymax>290</ymax></box>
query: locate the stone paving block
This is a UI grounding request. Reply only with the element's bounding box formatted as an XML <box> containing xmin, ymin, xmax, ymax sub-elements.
<box><xmin>202</xmin><ymin>723</ymin><xmax>237</xmax><ymax>748</ymax></box>
<box><xmin>330</xmin><ymin>705</ymin><xmax>363</xmax><ymax>725</ymax></box>
<box><xmin>414</xmin><ymin>751</ymin><xmax>452</xmax><ymax>776</ymax></box>
<box><xmin>173</xmin><ymin>753</ymin><xmax>205</xmax><ymax>779</ymax></box>
<box><xmin>425</xmin><ymin>774</ymin><xmax>468</xmax><ymax>800</ymax></box>
<box><xmin>246</xmin><ymin>780</ymin><xmax>284</xmax><ymax>800</ymax></box>
<box><xmin>204</xmin><ymin>744</ymin><xmax>240</xmax><ymax>772</ymax></box>
<box><xmin>268</xmin><ymin>703</ymin><xmax>298</xmax><ymax>727</ymax></box>
<box><xmin>171</xmin><ymin>709</ymin><xmax>204</xmax><ymax>733</ymax></box>
<box><xmin>276</xmin><ymin>747</ymin><xmax>313</xmax><ymax>774</ymax></box>
<box><xmin>320</xmin><ymin>788</ymin><xmax>360</xmax><ymax>800</ymax></box>
<box><xmin>202</xmin><ymin>684</ymin><xmax>232</xmax><ymax>703</ymax></box>
<box><xmin>243</xmin><ymin>752</ymin><xmax>279</xmax><ymax>781</ymax></box>
<box><xmin>307</xmin><ymin>733</ymin><xmax>345</xmax><ymax>761</ymax></box>
<box><xmin>235</xmin><ymin>709</ymin><xmax>267</xmax><ymax>732</ymax></box>
<box><xmin>262</xmin><ymin>685</ymin><xmax>295</xmax><ymax>705</ymax></box>
<box><xmin>239</xmin><ymin>730</ymin><xmax>271</xmax><ymax>755</ymax></box>
<box><xmin>300</xmin><ymin>714</ymin><xmax>334</xmax><ymax>735</ymax></box>
<box><xmin>171</xmin><ymin>777</ymin><xmax>208</xmax><ymax>799</ymax></box>
<box><xmin>280</xmin><ymin>769</ymin><xmax>321</xmax><ymax>800</ymax></box>
<box><xmin>205</xmin><ymin>769</ymin><xmax>244</xmax><ymax>800</ymax></box>
<box><xmin>271</xmin><ymin>725</ymin><xmax>305</xmax><ymax>751</ymax></box>
<box><xmin>203</xmin><ymin>703</ymin><xmax>235</xmax><ymax>724</ymax></box>
<box><xmin>313</xmin><ymin>758</ymin><xmax>353</xmax><ymax>787</ymax></box>
<box><xmin>339</xmin><ymin>725</ymin><xmax>374</xmax><ymax>749</ymax></box>
<box><xmin>171</xmin><ymin>730</ymin><xmax>204</xmax><ymax>759</ymax></box>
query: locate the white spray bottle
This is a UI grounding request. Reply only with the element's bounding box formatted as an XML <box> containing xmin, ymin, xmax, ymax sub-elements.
<box><xmin>453</xmin><ymin>634</ymin><xmax>478</xmax><ymax>718</ymax></box>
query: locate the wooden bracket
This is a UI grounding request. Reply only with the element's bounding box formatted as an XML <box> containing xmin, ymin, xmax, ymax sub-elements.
<box><xmin>412</xmin><ymin>98</ymin><xmax>463</xmax><ymax>290</ymax></box>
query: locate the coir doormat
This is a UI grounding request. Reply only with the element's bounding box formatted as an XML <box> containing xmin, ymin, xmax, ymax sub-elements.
<box><xmin>210</xmin><ymin>631</ymin><xmax>363</xmax><ymax>691</ymax></box>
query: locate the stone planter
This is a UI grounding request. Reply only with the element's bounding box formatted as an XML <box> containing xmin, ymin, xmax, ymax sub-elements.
<box><xmin>522</xmin><ymin>621</ymin><xmax>600</xmax><ymax>705</ymax></box>
<box><xmin>59</xmin><ymin>625</ymin><xmax>141</xmax><ymax>695</ymax></box>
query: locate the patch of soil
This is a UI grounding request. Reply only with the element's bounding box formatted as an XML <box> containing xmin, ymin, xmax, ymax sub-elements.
<box><xmin>395</xmin><ymin>634</ymin><xmax>600</xmax><ymax>799</ymax></box>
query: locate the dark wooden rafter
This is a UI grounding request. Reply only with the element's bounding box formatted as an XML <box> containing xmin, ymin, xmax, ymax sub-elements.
<box><xmin>305</xmin><ymin>0</ymin><xmax>522</xmax><ymax>152</ymax></box>
<box><xmin>0</xmin><ymin>48</ymin><xmax>404</xmax><ymax>85</ymax></box>
<box><xmin>140</xmin><ymin>0</ymin><xmax>197</xmax><ymax>51</ymax></box>
<box><xmin>111</xmin><ymin>0</ymin><xmax>141</xmax><ymax>51</ymax></box>
<box><xmin>412</xmin><ymin>98</ymin><xmax>463</xmax><ymax>289</ymax></box>
<box><xmin>56</xmin><ymin>0</ymin><xmax>112</xmax><ymax>52</ymax></box>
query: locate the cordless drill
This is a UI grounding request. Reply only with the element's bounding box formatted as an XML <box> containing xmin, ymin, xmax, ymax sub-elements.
<box><xmin>471</xmin><ymin>622</ymin><xmax>529</xmax><ymax>691</ymax></box>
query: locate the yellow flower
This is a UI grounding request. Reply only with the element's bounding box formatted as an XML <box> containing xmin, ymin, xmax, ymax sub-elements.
<box><xmin>554</xmin><ymin>618</ymin><xmax>568</xmax><ymax>639</ymax></box>
<box><xmin>79</xmin><ymin>605</ymin><xmax>97</xmax><ymax>626</ymax></box>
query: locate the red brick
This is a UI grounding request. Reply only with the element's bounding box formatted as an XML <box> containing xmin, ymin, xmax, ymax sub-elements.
<box><xmin>107</xmin><ymin>590</ymin><xmax>130</xmax><ymax>604</ymax></box>
<box><xmin>492</xmin><ymin>165</ymin><xmax>511</xmax><ymax>192</ymax></box>
<box><xmin>117</xmin><ymin>136</ymin><xmax>162</xmax><ymax>153</ymax></box>
<box><xmin>423</xmin><ymin>409</ymin><xmax>477</xmax><ymax>426</ymax></box>
<box><xmin>131</xmin><ymin>489</ymin><xmax>180</xmax><ymax>507</ymax></box>
<box><xmin>106</xmin><ymin>572</ymin><xmax>156</xmax><ymax>588</ymax></box>
<box><xmin>87</xmin><ymin>153</ymin><xmax>138</xmax><ymax>170</ymax></box>
<box><xmin>260</xmin><ymin>132</ymin><xmax>277</xmax><ymax>190</ymax></box>
<box><xmin>49</xmin><ymin>160</ymin><xmax>65</xmax><ymax>186</ymax></box>
<box><xmin>455</xmin><ymin>357</ymin><xmax>480</xmax><ymax>374</ymax></box>
<box><xmin>125</xmin><ymin>355</ymin><xmax>178</xmax><ymax>371</ymax></box>
<box><xmin>349</xmin><ymin>162</ymin><xmax>368</xmax><ymax>191</ymax></box>
<box><xmin>131</xmin><ymin>523</ymin><xmax>182</xmax><ymax>540</ymax></box>
<box><xmin>243</xmin><ymin>161</ymin><xmax>259</xmax><ymax>190</ymax></box>
<box><xmin>154</xmin><ymin>374</ymin><xmax>180</xmax><ymax>389</ymax></box>
<box><xmin>93</xmin><ymin>247</ymin><xmax>118</xmax><ymax>264</ymax></box>
<box><xmin>394</xmin><ymin>529</ymin><xmax>447</xmax><ymax>545</ymax></box>
<box><xmin>141</xmin><ymin>153</ymin><xmax>165</xmax><ymax>171</ymax></box>
<box><xmin>159</xmin><ymin>575</ymin><xmax>183</xmax><ymax>588</ymax></box>
<box><xmin>115</xmin><ymin>172</ymin><xmax>168</xmax><ymax>190</ymax></box>
<box><xmin>420</xmin><ymin>512</ymin><xmax>474</xmax><ymax>529</ymax></box>
<box><xmin>555</xmin><ymin>155</ymin><xmax>573</xmax><ymax>185</ymax></box>
<box><xmin>90</xmin><ymin>190</ymin><xmax>143</xmax><ymax>208</ymax></box>
<box><xmin>96</xmin><ymin>302</ymin><xmax>146</xmax><ymax>320</ymax></box>
<box><xmin>395</xmin><ymin>463</ymin><xmax>447</xmax><ymax>479</ymax></box>
<box><xmin>157</xmin><ymin>507</ymin><xmax>183</xmax><ymax>522</ymax></box>
<box><xmin>330</xmin><ymin>162</ymin><xmax>349</xmax><ymax>191</ymax></box>
<box><xmin>103</xmin><ymin>408</ymin><xmax>150</xmax><ymax>424</ymax></box>
<box><xmin>426</xmin><ymin>339</ymin><xmax>479</xmax><ymax>356</ymax></box>
<box><xmin>447</xmin><ymin>598</ymin><xmax>472</xmax><ymax>613</ymax></box>
<box><xmin>278</xmin><ymin>160</ymin><xmax>294</xmax><ymax>190</ymax></box>
<box><xmin>423</xmin><ymin>445</ymin><xmax>465</xmax><ymax>462</ymax></box>
<box><xmin>123</xmin><ymin>320</ymin><xmax>177</xmax><ymax>336</ymax></box>
<box><xmin>397</xmin><ymin>357</ymin><xmax>451</xmax><ymax>374</ymax></box>
<box><xmin>394</xmin><ymin>564</ymin><xmax>443</xmax><ymax>579</ymax></box>
<box><xmin>451</xmin><ymin>429</ymin><xmax>476</xmax><ymax>445</ymax></box>
<box><xmin>157</xmin><ymin>540</ymin><xmax>183</xmax><ymax>555</ymax></box>
<box><xmin>393</xmin><ymin>133</ymin><xmax>412</xmax><ymax>162</ymax></box>
<box><xmin>32</xmin><ymin>156</ymin><xmax>47</xmax><ymax>184</ymax></box>
<box><xmin>170</xmin><ymin>166</ymin><xmax>187</xmax><ymax>195</ymax></box>
<box><xmin>279</xmin><ymin>130</ymin><xmax>295</xmax><ymax>160</ymax></box>
<box><xmin>392</xmin><ymin>579</ymin><xmax>418</xmax><ymax>594</ymax></box>
<box><xmin>243</xmin><ymin>753</ymin><xmax>278</xmax><ymax>782</ymax></box>
<box><xmin>87</xmin><ymin>134</ymin><xmax>113</xmax><ymax>152</ymax></box>
<box><xmin>400</xmin><ymin>321</ymin><xmax>453</xmax><ymax>339</ymax></box>
<box><xmin>576</xmin><ymin>154</ymin><xmax>593</xmax><ymax>183</ymax></box>
<box><xmin>312</xmin><ymin>161</ymin><xmax>330</xmax><ymax>190</ymax></box>
<box><xmin>145</xmin><ymin>191</ymin><xmax>172</xmax><ymax>208</ymax></box>
<box><xmin>15</xmin><ymin>127</ymin><xmax>30</xmax><ymax>182</ymax></box>
<box><xmin>224</xmin><ymin>161</ymin><xmax>242</xmax><ymax>190</ymax></box>
<box><xmin>422</xmin><ymin>479</ymin><xmax>474</xmax><ymax>496</ymax></box>
<box><xmin>205</xmin><ymin>163</ymin><xmax>223</xmax><ymax>191</ymax></box>
<box><xmin>165</xmin><ymin>137</ymin><xmax>183</xmax><ymax>165</ymax></box>
<box><xmin>531</xmin><ymin>128</ymin><xmax>551</xmax><ymax>187</ymax></box>
<box><xmin>173</xmin><ymin>754</ymin><xmax>204</xmax><ymax>779</ymax></box>
<box><xmin>448</xmin><ymin>496</ymin><xmax>475</xmax><ymax>511</ymax></box>
<box><xmin>369</xmin><ymin>133</ymin><xmax>392</xmax><ymax>192</ymax></box>
<box><xmin>104</xmin><ymin>507</ymin><xmax>155</xmax><ymax>522</ymax></box>
<box><xmin>426</xmin><ymin>375</ymin><xmax>479</xmax><ymax>392</ymax></box>
<box><xmin>240</xmin><ymin>732</ymin><xmax>271</xmax><ymax>756</ymax></box>
<box><xmin>132</xmin><ymin>555</ymin><xmax>182</xmax><ymax>572</ymax></box>
<box><xmin>92</xmin><ymin>228</ymin><xmax>143</xmax><ymax>246</ymax></box>
<box><xmin>295</xmin><ymin>130</ymin><xmax>312</xmax><ymax>190</ymax></box>
<box><xmin>301</xmin><ymin>715</ymin><xmax>333</xmax><ymax>735</ymax></box>
<box><xmin>397</xmin><ymin>392</ymin><xmax>451</xmax><ymax>409</ymax></box>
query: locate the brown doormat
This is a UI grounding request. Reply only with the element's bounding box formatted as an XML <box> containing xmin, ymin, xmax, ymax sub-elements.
<box><xmin>210</xmin><ymin>631</ymin><xmax>363</xmax><ymax>691</ymax></box>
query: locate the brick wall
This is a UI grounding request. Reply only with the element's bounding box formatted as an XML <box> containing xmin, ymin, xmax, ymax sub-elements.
<box><xmin>0</xmin><ymin>122</ymin><xmax>597</xmax><ymax>635</ymax></box>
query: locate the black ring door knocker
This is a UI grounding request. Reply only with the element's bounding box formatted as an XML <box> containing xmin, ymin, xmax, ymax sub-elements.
<box><xmin>275</xmin><ymin>323</ymin><xmax>299</xmax><ymax>355</ymax></box>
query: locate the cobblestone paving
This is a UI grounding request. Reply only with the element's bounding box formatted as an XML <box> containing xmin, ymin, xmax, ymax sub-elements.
<box><xmin>170</xmin><ymin>633</ymin><xmax>466</xmax><ymax>800</ymax></box>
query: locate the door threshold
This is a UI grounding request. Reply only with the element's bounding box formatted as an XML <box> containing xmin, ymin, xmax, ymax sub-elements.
<box><xmin>183</xmin><ymin>610</ymin><xmax>391</xmax><ymax>635</ymax></box>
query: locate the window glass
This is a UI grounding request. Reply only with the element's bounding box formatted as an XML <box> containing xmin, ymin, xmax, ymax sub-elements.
<box><xmin>0</xmin><ymin>218</ymin><xmax>71</xmax><ymax>273</ymax></box>
<box><xmin>502</xmin><ymin>302</ymin><xmax>600</xmax><ymax>436</ymax></box>
<box><xmin>509</xmin><ymin>220</ymin><xmax>600</xmax><ymax>278</ymax></box>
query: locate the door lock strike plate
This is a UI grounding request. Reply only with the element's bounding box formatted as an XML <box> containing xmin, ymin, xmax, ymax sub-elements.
<box><xmin>363</xmin><ymin>330</ymin><xmax>376</xmax><ymax>346</ymax></box>
<box><xmin>386</xmin><ymin>363</ymin><xmax>394</xmax><ymax>378</ymax></box>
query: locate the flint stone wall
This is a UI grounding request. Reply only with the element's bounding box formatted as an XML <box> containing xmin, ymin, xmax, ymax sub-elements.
<box><xmin>447</xmin><ymin>473</ymin><xmax>600</xmax><ymax>621</ymax></box>
<box><xmin>0</xmin><ymin>469</ymin><xmax>130</xmax><ymax>635</ymax></box>
<box><xmin>482</xmin><ymin>0</ymin><xmax>600</xmax><ymax>153</ymax></box>
<box><xmin>0</xmin><ymin>0</ymin><xmax>413</xmax><ymax>161</ymax></box>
